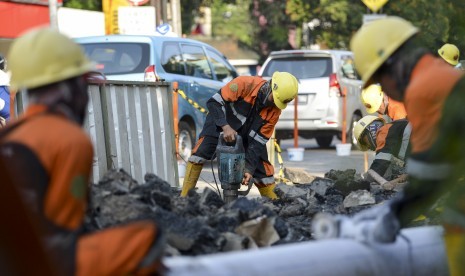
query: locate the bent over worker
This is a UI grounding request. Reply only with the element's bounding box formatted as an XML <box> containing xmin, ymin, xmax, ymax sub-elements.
<box><xmin>181</xmin><ymin>72</ymin><xmax>298</xmax><ymax>199</ymax></box>
<box><xmin>351</xmin><ymin>16</ymin><xmax>465</xmax><ymax>275</ymax></box>
<box><xmin>1</xmin><ymin>28</ymin><xmax>165</xmax><ymax>275</ymax></box>
<box><xmin>361</xmin><ymin>83</ymin><xmax>407</xmax><ymax>122</ymax></box>
<box><xmin>354</xmin><ymin>115</ymin><xmax>411</xmax><ymax>180</ymax></box>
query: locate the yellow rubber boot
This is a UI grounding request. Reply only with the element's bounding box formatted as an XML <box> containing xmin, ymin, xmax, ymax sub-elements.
<box><xmin>444</xmin><ymin>231</ymin><xmax>465</xmax><ymax>276</ymax></box>
<box><xmin>257</xmin><ymin>184</ymin><xmax>278</xmax><ymax>200</ymax></box>
<box><xmin>180</xmin><ymin>162</ymin><xmax>203</xmax><ymax>197</ymax></box>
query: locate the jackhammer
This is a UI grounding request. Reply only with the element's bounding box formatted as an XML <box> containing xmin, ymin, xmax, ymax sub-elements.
<box><xmin>216</xmin><ymin>134</ymin><xmax>254</xmax><ymax>204</ymax></box>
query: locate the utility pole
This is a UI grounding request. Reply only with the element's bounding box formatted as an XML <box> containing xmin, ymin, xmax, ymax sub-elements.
<box><xmin>150</xmin><ymin>0</ymin><xmax>162</xmax><ymax>26</ymax></box>
<box><xmin>48</xmin><ymin>0</ymin><xmax>58</xmax><ymax>29</ymax></box>
<box><xmin>161</xmin><ymin>0</ymin><xmax>167</xmax><ymax>23</ymax></box>
<box><xmin>150</xmin><ymin>0</ymin><xmax>182</xmax><ymax>35</ymax></box>
<box><xmin>171</xmin><ymin>0</ymin><xmax>182</xmax><ymax>36</ymax></box>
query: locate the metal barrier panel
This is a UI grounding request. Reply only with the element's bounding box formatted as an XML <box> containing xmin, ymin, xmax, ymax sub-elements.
<box><xmin>15</xmin><ymin>80</ymin><xmax>179</xmax><ymax>187</ymax></box>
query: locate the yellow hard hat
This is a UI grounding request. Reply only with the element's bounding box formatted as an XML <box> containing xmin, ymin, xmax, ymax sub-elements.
<box><xmin>438</xmin><ymin>43</ymin><xmax>460</xmax><ymax>66</ymax></box>
<box><xmin>354</xmin><ymin>115</ymin><xmax>385</xmax><ymax>151</ymax></box>
<box><xmin>271</xmin><ymin>71</ymin><xmax>298</xmax><ymax>109</ymax></box>
<box><xmin>361</xmin><ymin>84</ymin><xmax>384</xmax><ymax>114</ymax></box>
<box><xmin>350</xmin><ymin>16</ymin><xmax>419</xmax><ymax>88</ymax></box>
<box><xmin>9</xmin><ymin>27</ymin><xmax>95</xmax><ymax>90</ymax></box>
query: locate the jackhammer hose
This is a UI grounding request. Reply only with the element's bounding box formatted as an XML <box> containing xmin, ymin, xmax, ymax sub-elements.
<box><xmin>210</xmin><ymin>152</ymin><xmax>222</xmax><ymax>199</ymax></box>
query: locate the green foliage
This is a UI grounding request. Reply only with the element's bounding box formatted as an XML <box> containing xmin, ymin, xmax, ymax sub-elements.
<box><xmin>248</xmin><ymin>0</ymin><xmax>294</xmax><ymax>63</ymax></box>
<box><xmin>210</xmin><ymin>0</ymin><xmax>253</xmax><ymax>45</ymax></box>
<box><xmin>63</xmin><ymin>0</ymin><xmax>102</xmax><ymax>11</ymax></box>
<box><xmin>64</xmin><ymin>0</ymin><xmax>465</xmax><ymax>61</ymax></box>
<box><xmin>181</xmin><ymin>0</ymin><xmax>205</xmax><ymax>36</ymax></box>
<box><xmin>447</xmin><ymin>0</ymin><xmax>465</xmax><ymax>55</ymax></box>
<box><xmin>311</xmin><ymin>0</ymin><xmax>364</xmax><ymax>49</ymax></box>
<box><xmin>383</xmin><ymin>0</ymin><xmax>449</xmax><ymax>51</ymax></box>
<box><xmin>286</xmin><ymin>0</ymin><xmax>311</xmax><ymax>22</ymax></box>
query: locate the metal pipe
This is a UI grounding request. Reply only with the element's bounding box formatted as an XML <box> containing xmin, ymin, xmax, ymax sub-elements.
<box><xmin>367</xmin><ymin>168</ymin><xmax>388</xmax><ymax>185</ymax></box>
<box><xmin>165</xmin><ymin>226</ymin><xmax>448</xmax><ymax>276</ymax></box>
<box><xmin>48</xmin><ymin>0</ymin><xmax>58</xmax><ymax>29</ymax></box>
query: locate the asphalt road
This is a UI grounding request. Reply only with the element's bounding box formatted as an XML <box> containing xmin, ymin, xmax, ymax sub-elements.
<box><xmin>278</xmin><ymin>138</ymin><xmax>375</xmax><ymax>177</ymax></box>
<box><xmin>178</xmin><ymin>137</ymin><xmax>375</xmax><ymax>197</ymax></box>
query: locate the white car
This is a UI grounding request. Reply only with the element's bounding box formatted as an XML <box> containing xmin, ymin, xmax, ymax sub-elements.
<box><xmin>259</xmin><ymin>50</ymin><xmax>367</xmax><ymax>148</ymax></box>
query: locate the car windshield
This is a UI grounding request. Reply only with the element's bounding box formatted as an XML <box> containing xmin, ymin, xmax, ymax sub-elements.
<box><xmin>81</xmin><ymin>43</ymin><xmax>150</xmax><ymax>75</ymax></box>
<box><xmin>262</xmin><ymin>57</ymin><xmax>332</xmax><ymax>79</ymax></box>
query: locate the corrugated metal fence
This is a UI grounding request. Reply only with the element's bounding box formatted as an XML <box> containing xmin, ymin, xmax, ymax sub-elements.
<box><xmin>15</xmin><ymin>80</ymin><xmax>179</xmax><ymax>186</ymax></box>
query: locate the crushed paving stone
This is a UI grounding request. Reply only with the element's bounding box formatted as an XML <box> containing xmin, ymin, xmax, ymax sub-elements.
<box><xmin>84</xmin><ymin>168</ymin><xmax>433</xmax><ymax>257</ymax></box>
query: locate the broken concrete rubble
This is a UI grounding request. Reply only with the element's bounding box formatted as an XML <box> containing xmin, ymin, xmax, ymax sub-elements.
<box><xmin>84</xmin><ymin>168</ymin><xmax>430</xmax><ymax>257</ymax></box>
<box><xmin>343</xmin><ymin>190</ymin><xmax>376</xmax><ymax>208</ymax></box>
<box><xmin>325</xmin><ymin>169</ymin><xmax>370</xmax><ymax>197</ymax></box>
<box><xmin>282</xmin><ymin>167</ymin><xmax>316</xmax><ymax>184</ymax></box>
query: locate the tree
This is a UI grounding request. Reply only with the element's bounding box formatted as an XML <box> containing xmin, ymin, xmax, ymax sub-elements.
<box><xmin>383</xmin><ymin>0</ymin><xmax>450</xmax><ymax>51</ymax></box>
<box><xmin>181</xmin><ymin>0</ymin><xmax>206</xmax><ymax>36</ymax></box>
<box><xmin>308</xmin><ymin>0</ymin><xmax>364</xmax><ymax>49</ymax></box>
<box><xmin>210</xmin><ymin>0</ymin><xmax>252</xmax><ymax>45</ymax></box>
<box><xmin>248</xmin><ymin>0</ymin><xmax>295</xmax><ymax>63</ymax></box>
<box><xmin>437</xmin><ymin>0</ymin><xmax>465</xmax><ymax>54</ymax></box>
<box><xmin>63</xmin><ymin>0</ymin><xmax>102</xmax><ymax>11</ymax></box>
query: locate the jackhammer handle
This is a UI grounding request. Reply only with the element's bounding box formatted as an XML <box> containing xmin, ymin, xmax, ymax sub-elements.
<box><xmin>237</xmin><ymin>178</ymin><xmax>255</xmax><ymax>196</ymax></box>
<box><xmin>219</xmin><ymin>133</ymin><xmax>242</xmax><ymax>147</ymax></box>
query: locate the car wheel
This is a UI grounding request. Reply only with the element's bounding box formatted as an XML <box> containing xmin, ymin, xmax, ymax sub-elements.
<box><xmin>178</xmin><ymin>121</ymin><xmax>195</xmax><ymax>161</ymax></box>
<box><xmin>316</xmin><ymin>136</ymin><xmax>333</xmax><ymax>148</ymax></box>
<box><xmin>348</xmin><ymin>113</ymin><xmax>362</xmax><ymax>147</ymax></box>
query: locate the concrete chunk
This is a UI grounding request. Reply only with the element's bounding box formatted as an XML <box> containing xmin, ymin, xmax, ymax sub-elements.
<box><xmin>284</xmin><ymin>167</ymin><xmax>317</xmax><ymax>184</ymax></box>
<box><xmin>274</xmin><ymin>183</ymin><xmax>308</xmax><ymax>199</ymax></box>
<box><xmin>343</xmin><ymin>190</ymin><xmax>376</xmax><ymax>208</ymax></box>
<box><xmin>309</xmin><ymin>177</ymin><xmax>334</xmax><ymax>196</ymax></box>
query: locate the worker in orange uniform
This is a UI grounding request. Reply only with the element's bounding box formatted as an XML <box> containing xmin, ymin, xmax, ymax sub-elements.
<box><xmin>1</xmin><ymin>28</ymin><xmax>165</xmax><ymax>275</ymax></box>
<box><xmin>361</xmin><ymin>83</ymin><xmax>407</xmax><ymax>122</ymax></box>
<box><xmin>180</xmin><ymin>72</ymin><xmax>298</xmax><ymax>199</ymax></box>
<box><xmin>354</xmin><ymin>115</ymin><xmax>411</xmax><ymax>180</ymax></box>
<box><xmin>351</xmin><ymin>16</ymin><xmax>465</xmax><ymax>275</ymax></box>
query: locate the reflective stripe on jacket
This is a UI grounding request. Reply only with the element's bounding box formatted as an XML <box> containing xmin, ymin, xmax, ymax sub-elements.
<box><xmin>371</xmin><ymin>119</ymin><xmax>411</xmax><ymax>176</ymax></box>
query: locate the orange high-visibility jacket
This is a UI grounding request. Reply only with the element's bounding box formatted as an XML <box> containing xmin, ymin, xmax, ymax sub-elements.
<box><xmin>386</xmin><ymin>98</ymin><xmax>407</xmax><ymax>121</ymax></box>
<box><xmin>396</xmin><ymin>54</ymin><xmax>465</xmax><ymax>227</ymax></box>
<box><xmin>0</xmin><ymin>105</ymin><xmax>164</xmax><ymax>275</ymax></box>
<box><xmin>201</xmin><ymin>76</ymin><xmax>281</xmax><ymax>174</ymax></box>
<box><xmin>372</xmin><ymin>119</ymin><xmax>411</xmax><ymax>176</ymax></box>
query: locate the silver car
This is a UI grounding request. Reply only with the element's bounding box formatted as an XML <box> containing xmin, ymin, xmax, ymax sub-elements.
<box><xmin>258</xmin><ymin>50</ymin><xmax>366</xmax><ymax>148</ymax></box>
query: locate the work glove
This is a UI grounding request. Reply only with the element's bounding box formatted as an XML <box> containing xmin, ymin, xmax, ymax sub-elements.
<box><xmin>351</xmin><ymin>200</ymin><xmax>400</xmax><ymax>243</ymax></box>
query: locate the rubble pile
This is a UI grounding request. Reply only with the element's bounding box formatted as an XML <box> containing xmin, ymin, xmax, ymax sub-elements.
<box><xmin>84</xmin><ymin>168</ymin><xmax>402</xmax><ymax>257</ymax></box>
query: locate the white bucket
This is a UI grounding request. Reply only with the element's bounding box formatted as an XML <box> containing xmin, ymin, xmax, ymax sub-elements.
<box><xmin>287</xmin><ymin>147</ymin><xmax>305</xmax><ymax>161</ymax></box>
<box><xmin>336</xmin><ymin>143</ymin><xmax>352</xmax><ymax>156</ymax></box>
<box><xmin>178</xmin><ymin>161</ymin><xmax>186</xmax><ymax>178</ymax></box>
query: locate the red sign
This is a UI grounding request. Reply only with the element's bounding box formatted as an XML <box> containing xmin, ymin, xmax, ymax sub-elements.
<box><xmin>128</xmin><ymin>0</ymin><xmax>150</xmax><ymax>6</ymax></box>
<box><xmin>0</xmin><ymin>2</ymin><xmax>50</xmax><ymax>38</ymax></box>
<box><xmin>9</xmin><ymin>0</ymin><xmax>62</xmax><ymax>5</ymax></box>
